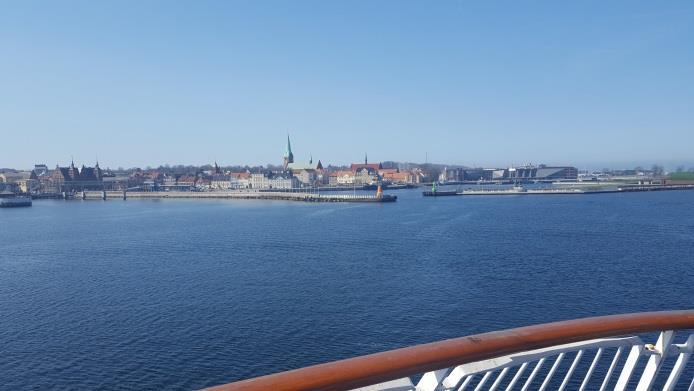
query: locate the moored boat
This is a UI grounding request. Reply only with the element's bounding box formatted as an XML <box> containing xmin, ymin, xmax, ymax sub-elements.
<box><xmin>0</xmin><ymin>192</ymin><xmax>33</xmax><ymax>207</ymax></box>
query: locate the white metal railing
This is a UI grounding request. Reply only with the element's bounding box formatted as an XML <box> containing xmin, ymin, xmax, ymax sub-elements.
<box><xmin>354</xmin><ymin>331</ymin><xmax>694</xmax><ymax>391</ymax></box>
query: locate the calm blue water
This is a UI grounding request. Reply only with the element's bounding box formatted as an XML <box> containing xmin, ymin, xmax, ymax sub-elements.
<box><xmin>1</xmin><ymin>189</ymin><xmax>693</xmax><ymax>390</ymax></box>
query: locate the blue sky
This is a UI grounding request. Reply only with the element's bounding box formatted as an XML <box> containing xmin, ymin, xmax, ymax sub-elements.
<box><xmin>1</xmin><ymin>1</ymin><xmax>693</xmax><ymax>169</ymax></box>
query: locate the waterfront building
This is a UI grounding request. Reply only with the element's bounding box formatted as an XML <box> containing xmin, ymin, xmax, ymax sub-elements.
<box><xmin>16</xmin><ymin>179</ymin><xmax>39</xmax><ymax>193</ymax></box>
<box><xmin>438</xmin><ymin>167</ymin><xmax>467</xmax><ymax>182</ymax></box>
<box><xmin>50</xmin><ymin>160</ymin><xmax>104</xmax><ymax>191</ymax></box>
<box><xmin>250</xmin><ymin>173</ymin><xmax>299</xmax><ymax>190</ymax></box>
<box><xmin>141</xmin><ymin>179</ymin><xmax>159</xmax><ymax>192</ymax></box>
<box><xmin>29</xmin><ymin>164</ymin><xmax>57</xmax><ymax>192</ymax></box>
<box><xmin>328</xmin><ymin>165</ymin><xmax>417</xmax><ymax>185</ymax></box>
<box><xmin>507</xmin><ymin>165</ymin><xmax>578</xmax><ymax>181</ymax></box>
<box><xmin>210</xmin><ymin>174</ymin><xmax>233</xmax><ymax>190</ymax></box>
<box><xmin>287</xmin><ymin>156</ymin><xmax>324</xmax><ymax>186</ymax></box>
<box><xmin>0</xmin><ymin>170</ymin><xmax>37</xmax><ymax>194</ymax></box>
<box><xmin>230</xmin><ymin>172</ymin><xmax>251</xmax><ymax>189</ymax></box>
<box><xmin>176</xmin><ymin>175</ymin><xmax>197</xmax><ymax>189</ymax></box>
<box><xmin>378</xmin><ymin>168</ymin><xmax>399</xmax><ymax>176</ymax></box>
<box><xmin>159</xmin><ymin>174</ymin><xmax>198</xmax><ymax>191</ymax></box>
<box><xmin>210</xmin><ymin>173</ymin><xmax>251</xmax><ymax>190</ymax></box>
<box><xmin>30</xmin><ymin>164</ymin><xmax>50</xmax><ymax>178</ymax></box>
<box><xmin>162</xmin><ymin>175</ymin><xmax>177</xmax><ymax>190</ymax></box>
<box><xmin>347</xmin><ymin>154</ymin><xmax>382</xmax><ymax>185</ymax></box>
<box><xmin>438</xmin><ymin>167</ymin><xmax>449</xmax><ymax>182</ymax></box>
<box><xmin>195</xmin><ymin>175</ymin><xmax>212</xmax><ymax>190</ymax></box>
<box><xmin>382</xmin><ymin>170</ymin><xmax>415</xmax><ymax>184</ymax></box>
<box><xmin>0</xmin><ymin>171</ymin><xmax>31</xmax><ymax>185</ymax></box>
<box><xmin>350</xmin><ymin>153</ymin><xmax>382</xmax><ymax>173</ymax></box>
<box><xmin>449</xmin><ymin>168</ymin><xmax>498</xmax><ymax>181</ymax></box>
<box><xmin>328</xmin><ymin>170</ymin><xmax>356</xmax><ymax>185</ymax></box>
<box><xmin>354</xmin><ymin>167</ymin><xmax>379</xmax><ymax>185</ymax></box>
<box><xmin>0</xmin><ymin>171</ymin><xmax>29</xmax><ymax>182</ymax></box>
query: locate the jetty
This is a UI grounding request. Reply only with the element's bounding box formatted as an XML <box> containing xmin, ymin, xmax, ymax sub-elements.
<box><xmin>70</xmin><ymin>190</ymin><xmax>396</xmax><ymax>203</ymax></box>
<box><xmin>423</xmin><ymin>184</ymin><xmax>694</xmax><ymax>197</ymax></box>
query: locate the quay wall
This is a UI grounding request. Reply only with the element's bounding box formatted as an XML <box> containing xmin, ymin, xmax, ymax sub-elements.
<box><xmin>76</xmin><ymin>191</ymin><xmax>396</xmax><ymax>203</ymax></box>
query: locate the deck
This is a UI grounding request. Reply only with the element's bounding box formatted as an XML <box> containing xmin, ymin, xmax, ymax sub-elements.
<box><xmin>205</xmin><ymin>310</ymin><xmax>694</xmax><ymax>391</ymax></box>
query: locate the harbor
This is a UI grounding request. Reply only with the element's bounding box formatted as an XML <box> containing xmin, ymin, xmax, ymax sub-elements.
<box><xmin>3</xmin><ymin>185</ymin><xmax>693</xmax><ymax>390</ymax></box>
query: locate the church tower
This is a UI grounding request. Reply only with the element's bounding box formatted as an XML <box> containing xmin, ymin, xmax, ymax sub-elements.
<box><xmin>95</xmin><ymin>159</ymin><xmax>103</xmax><ymax>180</ymax></box>
<box><xmin>283</xmin><ymin>134</ymin><xmax>294</xmax><ymax>170</ymax></box>
<box><xmin>68</xmin><ymin>158</ymin><xmax>80</xmax><ymax>181</ymax></box>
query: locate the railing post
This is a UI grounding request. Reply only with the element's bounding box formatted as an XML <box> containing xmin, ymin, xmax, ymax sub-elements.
<box><xmin>415</xmin><ymin>369</ymin><xmax>447</xmax><ymax>391</ymax></box>
<box><xmin>635</xmin><ymin>330</ymin><xmax>675</xmax><ymax>390</ymax></box>
<box><xmin>662</xmin><ymin>334</ymin><xmax>694</xmax><ymax>390</ymax></box>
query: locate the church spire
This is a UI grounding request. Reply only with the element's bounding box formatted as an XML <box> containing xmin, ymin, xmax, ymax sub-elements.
<box><xmin>285</xmin><ymin>134</ymin><xmax>293</xmax><ymax>158</ymax></box>
<box><xmin>365</xmin><ymin>152</ymin><xmax>368</xmax><ymax>165</ymax></box>
<box><xmin>283</xmin><ymin>134</ymin><xmax>294</xmax><ymax>170</ymax></box>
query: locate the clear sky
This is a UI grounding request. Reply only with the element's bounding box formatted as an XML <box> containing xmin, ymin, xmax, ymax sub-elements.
<box><xmin>1</xmin><ymin>1</ymin><xmax>693</xmax><ymax>170</ymax></box>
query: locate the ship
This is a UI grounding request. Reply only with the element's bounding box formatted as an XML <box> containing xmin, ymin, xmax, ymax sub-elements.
<box><xmin>0</xmin><ymin>191</ymin><xmax>33</xmax><ymax>207</ymax></box>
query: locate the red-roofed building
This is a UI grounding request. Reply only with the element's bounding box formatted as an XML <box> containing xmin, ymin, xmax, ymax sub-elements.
<box><xmin>350</xmin><ymin>153</ymin><xmax>382</xmax><ymax>173</ymax></box>
<box><xmin>350</xmin><ymin>163</ymin><xmax>382</xmax><ymax>172</ymax></box>
<box><xmin>328</xmin><ymin>170</ymin><xmax>355</xmax><ymax>185</ymax></box>
<box><xmin>382</xmin><ymin>171</ymin><xmax>415</xmax><ymax>184</ymax></box>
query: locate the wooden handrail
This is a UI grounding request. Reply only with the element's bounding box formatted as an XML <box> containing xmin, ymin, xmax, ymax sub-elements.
<box><xmin>205</xmin><ymin>310</ymin><xmax>694</xmax><ymax>391</ymax></box>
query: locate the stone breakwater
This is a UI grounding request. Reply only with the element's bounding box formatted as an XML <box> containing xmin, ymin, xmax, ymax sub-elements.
<box><xmin>73</xmin><ymin>190</ymin><xmax>397</xmax><ymax>203</ymax></box>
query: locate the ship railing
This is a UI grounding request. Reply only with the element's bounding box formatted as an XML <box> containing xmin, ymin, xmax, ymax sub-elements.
<box><xmin>204</xmin><ymin>310</ymin><xmax>694</xmax><ymax>391</ymax></box>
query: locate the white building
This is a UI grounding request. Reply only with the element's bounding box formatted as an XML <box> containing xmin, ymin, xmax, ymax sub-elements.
<box><xmin>250</xmin><ymin>173</ymin><xmax>299</xmax><ymax>190</ymax></box>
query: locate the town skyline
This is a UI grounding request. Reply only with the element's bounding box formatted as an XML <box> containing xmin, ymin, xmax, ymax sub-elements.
<box><xmin>3</xmin><ymin>153</ymin><xmax>694</xmax><ymax>173</ymax></box>
<box><xmin>4</xmin><ymin>155</ymin><xmax>694</xmax><ymax>173</ymax></box>
<box><xmin>2</xmin><ymin>2</ymin><xmax>693</xmax><ymax>170</ymax></box>
<box><xmin>3</xmin><ymin>133</ymin><xmax>694</xmax><ymax>173</ymax></box>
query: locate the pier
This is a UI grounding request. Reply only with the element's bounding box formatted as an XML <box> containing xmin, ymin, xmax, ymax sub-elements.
<box><xmin>423</xmin><ymin>184</ymin><xmax>694</xmax><ymax>197</ymax></box>
<box><xmin>74</xmin><ymin>190</ymin><xmax>397</xmax><ymax>203</ymax></box>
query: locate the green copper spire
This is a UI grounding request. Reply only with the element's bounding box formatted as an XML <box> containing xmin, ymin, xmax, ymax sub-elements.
<box><xmin>283</xmin><ymin>134</ymin><xmax>294</xmax><ymax>169</ymax></box>
<box><xmin>285</xmin><ymin>134</ymin><xmax>293</xmax><ymax>158</ymax></box>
